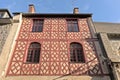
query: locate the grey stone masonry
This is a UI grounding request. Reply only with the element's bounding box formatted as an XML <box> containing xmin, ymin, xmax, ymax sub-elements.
<box><xmin>0</xmin><ymin>24</ymin><xmax>12</xmax><ymax>55</ymax></box>
<box><xmin>112</xmin><ymin>63</ymin><xmax>120</xmax><ymax>80</ymax></box>
<box><xmin>87</xmin><ymin>17</ymin><xmax>97</xmax><ymax>38</ymax></box>
<box><xmin>94</xmin><ymin>22</ymin><xmax>120</xmax><ymax>34</ymax></box>
<box><xmin>99</xmin><ymin>33</ymin><xmax>120</xmax><ymax>62</ymax></box>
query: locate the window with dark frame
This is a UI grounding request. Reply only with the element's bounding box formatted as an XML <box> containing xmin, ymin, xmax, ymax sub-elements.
<box><xmin>67</xmin><ymin>19</ymin><xmax>79</xmax><ymax>32</ymax></box>
<box><xmin>26</xmin><ymin>42</ymin><xmax>41</xmax><ymax>63</ymax></box>
<box><xmin>32</xmin><ymin>19</ymin><xmax>44</xmax><ymax>32</ymax></box>
<box><xmin>70</xmin><ymin>42</ymin><xmax>85</xmax><ymax>63</ymax></box>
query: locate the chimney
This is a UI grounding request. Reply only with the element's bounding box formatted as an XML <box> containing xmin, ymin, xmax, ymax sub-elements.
<box><xmin>29</xmin><ymin>4</ymin><xmax>35</xmax><ymax>13</ymax></box>
<box><xmin>73</xmin><ymin>8</ymin><xmax>79</xmax><ymax>14</ymax></box>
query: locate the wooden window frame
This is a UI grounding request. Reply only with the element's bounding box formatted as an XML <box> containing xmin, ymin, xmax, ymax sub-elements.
<box><xmin>70</xmin><ymin>42</ymin><xmax>85</xmax><ymax>63</ymax></box>
<box><xmin>67</xmin><ymin>19</ymin><xmax>79</xmax><ymax>32</ymax></box>
<box><xmin>32</xmin><ymin>19</ymin><xmax>44</xmax><ymax>32</ymax></box>
<box><xmin>26</xmin><ymin>42</ymin><xmax>41</xmax><ymax>63</ymax></box>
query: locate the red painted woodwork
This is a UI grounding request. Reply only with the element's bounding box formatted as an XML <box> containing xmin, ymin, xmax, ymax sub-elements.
<box><xmin>7</xmin><ymin>18</ymin><xmax>102</xmax><ymax>76</ymax></box>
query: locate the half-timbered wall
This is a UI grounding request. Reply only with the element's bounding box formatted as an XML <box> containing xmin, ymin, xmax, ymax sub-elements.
<box><xmin>7</xmin><ymin>17</ymin><xmax>103</xmax><ymax>76</ymax></box>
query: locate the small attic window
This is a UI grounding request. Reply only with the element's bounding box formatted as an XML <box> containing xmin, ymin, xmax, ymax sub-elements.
<box><xmin>0</xmin><ymin>12</ymin><xmax>4</xmax><ymax>18</ymax></box>
<box><xmin>0</xmin><ymin>12</ymin><xmax>10</xmax><ymax>18</ymax></box>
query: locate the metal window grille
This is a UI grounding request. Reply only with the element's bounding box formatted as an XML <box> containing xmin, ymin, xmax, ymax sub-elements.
<box><xmin>32</xmin><ymin>19</ymin><xmax>44</xmax><ymax>32</ymax></box>
<box><xmin>26</xmin><ymin>42</ymin><xmax>41</xmax><ymax>63</ymax></box>
<box><xmin>70</xmin><ymin>42</ymin><xmax>84</xmax><ymax>63</ymax></box>
<box><xmin>67</xmin><ymin>19</ymin><xmax>79</xmax><ymax>32</ymax></box>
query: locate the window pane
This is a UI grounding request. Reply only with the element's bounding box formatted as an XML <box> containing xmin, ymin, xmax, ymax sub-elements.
<box><xmin>32</xmin><ymin>26</ymin><xmax>36</xmax><ymax>32</ymax></box>
<box><xmin>74</xmin><ymin>24</ymin><xmax>79</xmax><ymax>32</ymax></box>
<box><xmin>68</xmin><ymin>24</ymin><xmax>73</xmax><ymax>32</ymax></box>
<box><xmin>26</xmin><ymin>42</ymin><xmax>41</xmax><ymax>63</ymax></box>
<box><xmin>34</xmin><ymin>49</ymin><xmax>40</xmax><ymax>63</ymax></box>
<box><xmin>67</xmin><ymin>19</ymin><xmax>79</xmax><ymax>32</ymax></box>
<box><xmin>70</xmin><ymin>42</ymin><xmax>84</xmax><ymax>63</ymax></box>
<box><xmin>32</xmin><ymin>19</ymin><xmax>44</xmax><ymax>32</ymax></box>
<box><xmin>26</xmin><ymin>50</ymin><xmax>33</xmax><ymax>62</ymax></box>
<box><xmin>38</xmin><ymin>25</ymin><xmax>43</xmax><ymax>32</ymax></box>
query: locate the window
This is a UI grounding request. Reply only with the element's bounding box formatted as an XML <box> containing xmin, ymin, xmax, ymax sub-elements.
<box><xmin>32</xmin><ymin>19</ymin><xmax>44</xmax><ymax>32</ymax></box>
<box><xmin>26</xmin><ymin>42</ymin><xmax>41</xmax><ymax>63</ymax></box>
<box><xmin>0</xmin><ymin>12</ymin><xmax>4</xmax><ymax>18</ymax></box>
<box><xmin>70</xmin><ymin>42</ymin><xmax>84</xmax><ymax>63</ymax></box>
<box><xmin>67</xmin><ymin>19</ymin><xmax>79</xmax><ymax>32</ymax></box>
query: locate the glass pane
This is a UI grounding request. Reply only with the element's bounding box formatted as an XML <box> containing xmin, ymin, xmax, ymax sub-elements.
<box><xmin>34</xmin><ymin>49</ymin><xmax>40</xmax><ymax>63</ymax></box>
<box><xmin>38</xmin><ymin>25</ymin><xmax>42</xmax><ymax>32</ymax></box>
<box><xmin>32</xmin><ymin>19</ymin><xmax>44</xmax><ymax>32</ymax></box>
<box><xmin>70</xmin><ymin>42</ymin><xmax>84</xmax><ymax>63</ymax></box>
<box><xmin>30</xmin><ymin>42</ymin><xmax>41</xmax><ymax>48</ymax></box>
<box><xmin>32</xmin><ymin>26</ymin><xmax>36</xmax><ymax>32</ymax></box>
<box><xmin>26</xmin><ymin>50</ymin><xmax>33</xmax><ymax>62</ymax></box>
<box><xmin>74</xmin><ymin>24</ymin><xmax>79</xmax><ymax>32</ymax></box>
<box><xmin>27</xmin><ymin>42</ymin><xmax>41</xmax><ymax>63</ymax></box>
<box><xmin>67</xmin><ymin>19</ymin><xmax>79</xmax><ymax>32</ymax></box>
<box><xmin>68</xmin><ymin>24</ymin><xmax>72</xmax><ymax>32</ymax></box>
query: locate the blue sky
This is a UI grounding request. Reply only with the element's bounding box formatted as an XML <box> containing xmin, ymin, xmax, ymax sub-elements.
<box><xmin>0</xmin><ymin>0</ymin><xmax>120</xmax><ymax>23</ymax></box>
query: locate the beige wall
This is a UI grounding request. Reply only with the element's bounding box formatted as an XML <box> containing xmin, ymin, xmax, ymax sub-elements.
<box><xmin>0</xmin><ymin>24</ymin><xmax>12</xmax><ymax>54</ymax></box>
<box><xmin>110</xmin><ymin>39</ymin><xmax>120</xmax><ymax>58</ymax></box>
<box><xmin>3</xmin><ymin>76</ymin><xmax>110</xmax><ymax>80</ymax></box>
<box><xmin>109</xmin><ymin>37</ymin><xmax>120</xmax><ymax>80</ymax></box>
<box><xmin>0</xmin><ymin>13</ymin><xmax>22</xmax><ymax>79</ymax></box>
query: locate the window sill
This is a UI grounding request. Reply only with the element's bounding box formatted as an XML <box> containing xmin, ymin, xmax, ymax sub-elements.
<box><xmin>70</xmin><ymin>62</ymin><xmax>85</xmax><ymax>64</ymax></box>
<box><xmin>67</xmin><ymin>31</ymin><xmax>79</xmax><ymax>32</ymax></box>
<box><xmin>31</xmin><ymin>31</ymin><xmax>42</xmax><ymax>33</ymax></box>
<box><xmin>24</xmin><ymin>62</ymin><xmax>39</xmax><ymax>64</ymax></box>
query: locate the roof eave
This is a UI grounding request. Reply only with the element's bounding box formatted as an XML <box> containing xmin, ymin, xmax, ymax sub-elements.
<box><xmin>13</xmin><ymin>12</ymin><xmax>92</xmax><ymax>18</ymax></box>
<box><xmin>0</xmin><ymin>9</ymin><xmax>12</xmax><ymax>18</ymax></box>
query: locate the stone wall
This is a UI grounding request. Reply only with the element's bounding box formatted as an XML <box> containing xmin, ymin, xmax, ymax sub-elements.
<box><xmin>99</xmin><ymin>33</ymin><xmax>120</xmax><ymax>80</ymax></box>
<box><xmin>0</xmin><ymin>24</ymin><xmax>12</xmax><ymax>54</ymax></box>
<box><xmin>109</xmin><ymin>39</ymin><xmax>120</xmax><ymax>57</ymax></box>
<box><xmin>0</xmin><ymin>14</ymin><xmax>22</xmax><ymax>80</ymax></box>
<box><xmin>109</xmin><ymin>37</ymin><xmax>120</xmax><ymax>80</ymax></box>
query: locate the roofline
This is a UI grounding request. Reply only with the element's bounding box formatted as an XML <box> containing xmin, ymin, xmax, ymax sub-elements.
<box><xmin>94</xmin><ymin>22</ymin><xmax>120</xmax><ymax>24</ymax></box>
<box><xmin>0</xmin><ymin>9</ymin><xmax>12</xmax><ymax>18</ymax></box>
<box><xmin>13</xmin><ymin>12</ymin><xmax>92</xmax><ymax>18</ymax></box>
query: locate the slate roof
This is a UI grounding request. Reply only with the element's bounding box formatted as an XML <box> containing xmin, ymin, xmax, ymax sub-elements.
<box><xmin>13</xmin><ymin>12</ymin><xmax>92</xmax><ymax>18</ymax></box>
<box><xmin>94</xmin><ymin>22</ymin><xmax>120</xmax><ymax>34</ymax></box>
<box><xmin>0</xmin><ymin>9</ymin><xmax>12</xmax><ymax>18</ymax></box>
